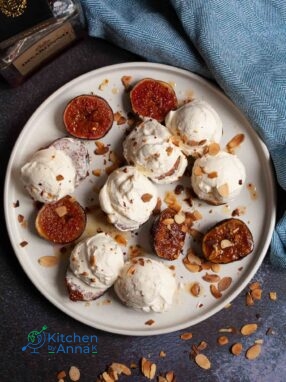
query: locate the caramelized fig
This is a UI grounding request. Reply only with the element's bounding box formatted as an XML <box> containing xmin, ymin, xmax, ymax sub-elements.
<box><xmin>202</xmin><ymin>218</ymin><xmax>254</xmax><ymax>264</ymax></box>
<box><xmin>63</xmin><ymin>94</ymin><xmax>114</xmax><ymax>139</ymax></box>
<box><xmin>130</xmin><ymin>78</ymin><xmax>177</xmax><ymax>122</ymax></box>
<box><xmin>152</xmin><ymin>208</ymin><xmax>186</xmax><ymax>260</ymax></box>
<box><xmin>35</xmin><ymin>195</ymin><xmax>86</xmax><ymax>244</ymax></box>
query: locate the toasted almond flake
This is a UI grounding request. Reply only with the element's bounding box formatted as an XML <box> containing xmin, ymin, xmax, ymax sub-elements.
<box><xmin>194</xmin><ymin>354</ymin><xmax>211</xmax><ymax>370</ymax></box>
<box><xmin>57</xmin><ymin>370</ymin><xmax>67</xmax><ymax>379</ymax></box>
<box><xmin>99</xmin><ymin>78</ymin><xmax>109</xmax><ymax>90</ymax></box>
<box><xmin>219</xmin><ymin>327</ymin><xmax>234</xmax><ymax>333</ymax></box>
<box><xmin>245</xmin><ymin>344</ymin><xmax>261</xmax><ymax>360</ymax></box>
<box><xmin>141</xmin><ymin>193</ymin><xmax>153</xmax><ymax>202</ymax></box>
<box><xmin>95</xmin><ymin>141</ymin><xmax>109</xmax><ymax>155</ymax></box>
<box><xmin>202</xmin><ymin>273</ymin><xmax>221</xmax><ymax>283</ymax></box>
<box><xmin>38</xmin><ymin>256</ymin><xmax>59</xmax><ymax>267</ymax></box>
<box><xmin>226</xmin><ymin>134</ymin><xmax>245</xmax><ymax>153</ymax></box>
<box><xmin>208</xmin><ymin>142</ymin><xmax>220</xmax><ymax>155</ymax></box>
<box><xmin>217</xmin><ymin>183</ymin><xmax>229</xmax><ymax>197</ymax></box>
<box><xmin>255</xmin><ymin>339</ymin><xmax>264</xmax><ymax>344</ymax></box>
<box><xmin>56</xmin><ymin>174</ymin><xmax>64</xmax><ymax>181</ymax></box>
<box><xmin>159</xmin><ymin>350</ymin><xmax>167</xmax><ymax>358</ymax></box>
<box><xmin>231</xmin><ymin>342</ymin><xmax>243</xmax><ymax>356</ymax></box>
<box><xmin>130</xmin><ymin>362</ymin><xmax>137</xmax><ymax>369</ymax></box>
<box><xmin>191</xmin><ymin>210</ymin><xmax>203</xmax><ymax>221</ymax></box>
<box><xmin>193</xmin><ymin>166</ymin><xmax>203</xmax><ymax>176</ymax></box>
<box><xmin>190</xmin><ymin>282</ymin><xmax>201</xmax><ymax>297</ymax></box>
<box><xmin>141</xmin><ymin>357</ymin><xmax>156</xmax><ymax>379</ymax></box>
<box><xmin>217</xmin><ymin>336</ymin><xmax>229</xmax><ymax>346</ymax></box>
<box><xmin>105</xmin><ymin>162</ymin><xmax>119</xmax><ymax>175</ymax></box>
<box><xmin>210</xmin><ymin>263</ymin><xmax>221</xmax><ymax>273</ymax></box>
<box><xmin>114</xmin><ymin>111</ymin><xmax>127</xmax><ymax>125</ymax></box>
<box><xmin>158</xmin><ymin>377</ymin><xmax>167</xmax><ymax>382</ymax></box>
<box><xmin>241</xmin><ymin>323</ymin><xmax>258</xmax><ymax>336</ymax></box>
<box><xmin>220</xmin><ymin>239</ymin><xmax>233</xmax><ymax>249</ymax></box>
<box><xmin>164</xmin><ymin>192</ymin><xmax>181</xmax><ymax>212</ymax></box>
<box><xmin>152</xmin><ymin>197</ymin><xmax>162</xmax><ymax>215</ymax></box>
<box><xmin>207</xmin><ymin>171</ymin><xmax>218</xmax><ymax>179</ymax></box>
<box><xmin>17</xmin><ymin>214</ymin><xmax>24</xmax><ymax>223</ymax></box>
<box><xmin>180</xmin><ymin>332</ymin><xmax>193</xmax><ymax>340</ymax></box>
<box><xmin>92</xmin><ymin>168</ymin><xmax>101</xmax><ymax>177</ymax></box>
<box><xmin>121</xmin><ymin>75</ymin><xmax>132</xmax><ymax>90</ymax></box>
<box><xmin>249</xmin><ymin>281</ymin><xmax>261</xmax><ymax>290</ymax></box>
<box><xmin>251</xmin><ymin>288</ymin><xmax>262</xmax><ymax>300</ymax></box>
<box><xmin>166</xmin><ymin>146</ymin><xmax>173</xmax><ymax>156</ymax></box>
<box><xmin>218</xmin><ymin>277</ymin><xmax>232</xmax><ymax>292</ymax></box>
<box><xmin>187</xmin><ymin>250</ymin><xmax>202</xmax><ymax>265</ymax></box>
<box><xmin>101</xmin><ymin>371</ymin><xmax>114</xmax><ymax>382</ymax></box>
<box><xmin>174</xmin><ymin>213</ymin><xmax>185</xmax><ymax>224</ymax></box>
<box><xmin>166</xmin><ymin>371</ymin><xmax>176</xmax><ymax>382</ymax></box>
<box><xmin>197</xmin><ymin>341</ymin><xmax>208</xmax><ymax>351</ymax></box>
<box><xmin>55</xmin><ymin>205</ymin><xmax>68</xmax><ymax>217</ymax></box>
<box><xmin>269</xmin><ymin>291</ymin><xmax>277</xmax><ymax>300</ymax></box>
<box><xmin>127</xmin><ymin>265</ymin><xmax>136</xmax><ymax>276</ymax></box>
<box><xmin>210</xmin><ymin>284</ymin><xmax>222</xmax><ymax>299</ymax></box>
<box><xmin>110</xmin><ymin>363</ymin><xmax>131</xmax><ymax>376</ymax></box>
<box><xmin>162</xmin><ymin>218</ymin><xmax>174</xmax><ymax>225</ymax></box>
<box><xmin>115</xmin><ymin>234</ymin><xmax>127</xmax><ymax>246</ymax></box>
<box><xmin>183</xmin><ymin>258</ymin><xmax>201</xmax><ymax>273</ymax></box>
<box><xmin>69</xmin><ymin>366</ymin><xmax>80</xmax><ymax>381</ymax></box>
<box><xmin>145</xmin><ymin>319</ymin><xmax>155</xmax><ymax>326</ymax></box>
<box><xmin>246</xmin><ymin>291</ymin><xmax>254</xmax><ymax>306</ymax></box>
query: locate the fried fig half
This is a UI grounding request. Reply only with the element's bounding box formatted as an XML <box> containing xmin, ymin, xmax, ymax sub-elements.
<box><xmin>152</xmin><ymin>208</ymin><xmax>186</xmax><ymax>260</ymax></box>
<box><xmin>35</xmin><ymin>195</ymin><xmax>86</xmax><ymax>244</ymax></box>
<box><xmin>130</xmin><ymin>78</ymin><xmax>178</xmax><ymax>122</ymax></box>
<box><xmin>63</xmin><ymin>94</ymin><xmax>114</xmax><ymax>139</ymax></box>
<box><xmin>202</xmin><ymin>218</ymin><xmax>254</xmax><ymax>264</ymax></box>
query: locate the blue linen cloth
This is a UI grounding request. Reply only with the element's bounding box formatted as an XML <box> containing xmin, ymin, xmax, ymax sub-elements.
<box><xmin>80</xmin><ymin>0</ymin><xmax>286</xmax><ymax>267</ymax></box>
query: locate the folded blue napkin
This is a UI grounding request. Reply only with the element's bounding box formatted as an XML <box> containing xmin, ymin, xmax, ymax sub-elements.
<box><xmin>80</xmin><ymin>0</ymin><xmax>286</xmax><ymax>267</ymax></box>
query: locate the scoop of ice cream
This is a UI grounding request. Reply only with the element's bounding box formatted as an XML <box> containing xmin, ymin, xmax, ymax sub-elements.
<box><xmin>114</xmin><ymin>257</ymin><xmax>177</xmax><ymax>312</ymax></box>
<box><xmin>51</xmin><ymin>137</ymin><xmax>89</xmax><ymax>185</ymax></box>
<box><xmin>165</xmin><ymin>100</ymin><xmax>222</xmax><ymax>157</ymax></box>
<box><xmin>21</xmin><ymin>147</ymin><xmax>76</xmax><ymax>203</ymax></box>
<box><xmin>99</xmin><ymin>166</ymin><xmax>158</xmax><ymax>231</ymax></box>
<box><xmin>191</xmin><ymin>151</ymin><xmax>246</xmax><ymax>204</ymax></box>
<box><xmin>69</xmin><ymin>232</ymin><xmax>124</xmax><ymax>292</ymax></box>
<box><xmin>123</xmin><ymin>118</ymin><xmax>187</xmax><ymax>184</ymax></box>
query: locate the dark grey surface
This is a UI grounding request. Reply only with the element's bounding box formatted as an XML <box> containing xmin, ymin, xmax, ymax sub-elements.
<box><xmin>1</xmin><ymin>37</ymin><xmax>286</xmax><ymax>382</ymax></box>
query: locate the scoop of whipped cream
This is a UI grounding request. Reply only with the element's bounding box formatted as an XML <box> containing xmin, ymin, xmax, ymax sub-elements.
<box><xmin>114</xmin><ymin>257</ymin><xmax>177</xmax><ymax>313</ymax></box>
<box><xmin>165</xmin><ymin>99</ymin><xmax>222</xmax><ymax>157</ymax></box>
<box><xmin>123</xmin><ymin>118</ymin><xmax>187</xmax><ymax>184</ymax></box>
<box><xmin>99</xmin><ymin>165</ymin><xmax>158</xmax><ymax>231</ymax></box>
<box><xmin>191</xmin><ymin>151</ymin><xmax>246</xmax><ymax>204</ymax></box>
<box><xmin>69</xmin><ymin>232</ymin><xmax>124</xmax><ymax>292</ymax></box>
<box><xmin>21</xmin><ymin>146</ymin><xmax>76</xmax><ymax>203</ymax></box>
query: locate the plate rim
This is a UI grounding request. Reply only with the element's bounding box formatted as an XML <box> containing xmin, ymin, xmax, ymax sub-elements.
<box><xmin>4</xmin><ymin>61</ymin><xmax>277</xmax><ymax>336</ymax></box>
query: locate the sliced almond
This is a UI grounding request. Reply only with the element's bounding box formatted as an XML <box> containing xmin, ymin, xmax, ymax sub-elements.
<box><xmin>162</xmin><ymin>218</ymin><xmax>174</xmax><ymax>225</ymax></box>
<box><xmin>193</xmin><ymin>166</ymin><xmax>203</xmax><ymax>176</ymax></box>
<box><xmin>245</xmin><ymin>344</ymin><xmax>261</xmax><ymax>360</ymax></box>
<box><xmin>241</xmin><ymin>323</ymin><xmax>258</xmax><ymax>336</ymax></box>
<box><xmin>110</xmin><ymin>363</ymin><xmax>131</xmax><ymax>376</ymax></box>
<box><xmin>249</xmin><ymin>281</ymin><xmax>261</xmax><ymax>290</ymax></box>
<box><xmin>115</xmin><ymin>234</ymin><xmax>127</xmax><ymax>246</ymax></box>
<box><xmin>159</xmin><ymin>350</ymin><xmax>167</xmax><ymax>358</ymax></box>
<box><xmin>190</xmin><ymin>282</ymin><xmax>201</xmax><ymax>297</ymax></box>
<box><xmin>220</xmin><ymin>239</ymin><xmax>233</xmax><ymax>249</ymax></box>
<box><xmin>251</xmin><ymin>288</ymin><xmax>262</xmax><ymax>300</ymax></box>
<box><xmin>141</xmin><ymin>193</ymin><xmax>153</xmax><ymax>202</ymax></box>
<box><xmin>231</xmin><ymin>342</ymin><xmax>243</xmax><ymax>356</ymax></box>
<box><xmin>38</xmin><ymin>256</ymin><xmax>59</xmax><ymax>267</ymax></box>
<box><xmin>197</xmin><ymin>341</ymin><xmax>208</xmax><ymax>351</ymax></box>
<box><xmin>207</xmin><ymin>171</ymin><xmax>218</xmax><ymax>179</ymax></box>
<box><xmin>208</xmin><ymin>142</ymin><xmax>220</xmax><ymax>156</ymax></box>
<box><xmin>165</xmin><ymin>371</ymin><xmax>176</xmax><ymax>382</ymax></box>
<box><xmin>218</xmin><ymin>277</ymin><xmax>232</xmax><ymax>292</ymax></box>
<box><xmin>194</xmin><ymin>354</ymin><xmax>211</xmax><ymax>370</ymax></box>
<box><xmin>92</xmin><ymin>168</ymin><xmax>101</xmax><ymax>177</ymax></box>
<box><xmin>269</xmin><ymin>291</ymin><xmax>277</xmax><ymax>301</ymax></box>
<box><xmin>69</xmin><ymin>366</ymin><xmax>80</xmax><ymax>381</ymax></box>
<box><xmin>210</xmin><ymin>284</ymin><xmax>222</xmax><ymax>299</ymax></box>
<box><xmin>187</xmin><ymin>250</ymin><xmax>202</xmax><ymax>265</ymax></box>
<box><xmin>95</xmin><ymin>140</ymin><xmax>109</xmax><ymax>155</ymax></box>
<box><xmin>217</xmin><ymin>183</ymin><xmax>229</xmax><ymax>197</ymax></box>
<box><xmin>180</xmin><ymin>332</ymin><xmax>193</xmax><ymax>340</ymax></box>
<box><xmin>141</xmin><ymin>357</ymin><xmax>156</xmax><ymax>379</ymax></box>
<box><xmin>246</xmin><ymin>291</ymin><xmax>254</xmax><ymax>306</ymax></box>
<box><xmin>183</xmin><ymin>258</ymin><xmax>201</xmax><ymax>273</ymax></box>
<box><xmin>210</xmin><ymin>263</ymin><xmax>221</xmax><ymax>273</ymax></box>
<box><xmin>226</xmin><ymin>133</ymin><xmax>245</xmax><ymax>153</ymax></box>
<box><xmin>217</xmin><ymin>336</ymin><xmax>229</xmax><ymax>346</ymax></box>
<box><xmin>56</xmin><ymin>174</ymin><xmax>64</xmax><ymax>181</ymax></box>
<box><xmin>174</xmin><ymin>213</ymin><xmax>185</xmax><ymax>225</ymax></box>
<box><xmin>55</xmin><ymin>206</ymin><xmax>68</xmax><ymax>217</ymax></box>
<box><xmin>101</xmin><ymin>371</ymin><xmax>114</xmax><ymax>382</ymax></box>
<box><xmin>57</xmin><ymin>370</ymin><xmax>67</xmax><ymax>379</ymax></box>
<box><xmin>121</xmin><ymin>75</ymin><xmax>132</xmax><ymax>90</ymax></box>
<box><xmin>202</xmin><ymin>273</ymin><xmax>221</xmax><ymax>283</ymax></box>
<box><xmin>113</xmin><ymin>111</ymin><xmax>127</xmax><ymax>125</ymax></box>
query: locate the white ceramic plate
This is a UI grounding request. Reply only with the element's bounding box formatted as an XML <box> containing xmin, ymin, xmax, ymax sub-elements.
<box><xmin>4</xmin><ymin>62</ymin><xmax>276</xmax><ymax>335</ymax></box>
